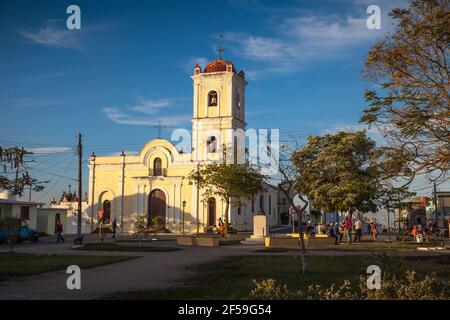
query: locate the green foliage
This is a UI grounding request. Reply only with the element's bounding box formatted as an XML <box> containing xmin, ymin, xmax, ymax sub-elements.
<box><xmin>291</xmin><ymin>131</ymin><xmax>382</xmax><ymax>213</ymax></box>
<box><xmin>151</xmin><ymin>216</ymin><xmax>165</xmax><ymax>231</ymax></box>
<box><xmin>133</xmin><ymin>215</ymin><xmax>147</xmax><ymax>248</ymax></box>
<box><xmin>188</xmin><ymin>162</ymin><xmax>266</xmax><ymax>232</ymax></box>
<box><xmin>376</xmin><ymin>186</ymin><xmax>416</xmax><ymax>213</ymax></box>
<box><xmin>250</xmin><ymin>271</ymin><xmax>449</xmax><ymax>300</ymax></box>
<box><xmin>0</xmin><ymin>147</ymin><xmax>47</xmax><ymax>196</ymax></box>
<box><xmin>0</xmin><ymin>217</ymin><xmax>22</xmax><ymax>253</ymax></box>
<box><xmin>361</xmin><ymin>0</ymin><xmax>450</xmax><ymax>183</ymax></box>
<box><xmin>188</xmin><ymin>163</ymin><xmax>266</xmax><ymax>203</ymax></box>
<box><xmin>134</xmin><ymin>215</ymin><xmax>147</xmax><ymax>234</ymax></box>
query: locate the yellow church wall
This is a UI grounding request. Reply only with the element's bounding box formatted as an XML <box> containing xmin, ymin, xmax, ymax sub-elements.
<box><xmin>88</xmin><ymin>58</ymin><xmax>281</xmax><ymax>235</ymax></box>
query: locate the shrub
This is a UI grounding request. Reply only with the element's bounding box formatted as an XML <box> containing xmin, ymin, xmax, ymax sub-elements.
<box><xmin>250</xmin><ymin>270</ymin><xmax>450</xmax><ymax>300</ymax></box>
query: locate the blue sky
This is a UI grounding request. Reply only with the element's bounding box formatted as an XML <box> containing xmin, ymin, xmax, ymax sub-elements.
<box><xmin>0</xmin><ymin>0</ymin><xmax>444</xmax><ymax>202</ymax></box>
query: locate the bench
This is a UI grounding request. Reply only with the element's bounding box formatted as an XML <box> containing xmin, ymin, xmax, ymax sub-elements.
<box><xmin>176</xmin><ymin>235</ymin><xmax>196</xmax><ymax>246</ymax></box>
<box><xmin>195</xmin><ymin>235</ymin><xmax>220</xmax><ymax>247</ymax></box>
<box><xmin>265</xmin><ymin>237</ymin><xmax>300</xmax><ymax>248</ymax></box>
<box><xmin>306</xmin><ymin>236</ymin><xmax>336</xmax><ymax>248</ymax></box>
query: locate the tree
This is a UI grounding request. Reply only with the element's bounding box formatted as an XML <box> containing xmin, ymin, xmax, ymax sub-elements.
<box><xmin>0</xmin><ymin>217</ymin><xmax>21</xmax><ymax>254</ymax></box>
<box><xmin>376</xmin><ymin>185</ymin><xmax>416</xmax><ymax>240</ymax></box>
<box><xmin>291</xmin><ymin>131</ymin><xmax>382</xmax><ymax>216</ymax></box>
<box><xmin>134</xmin><ymin>215</ymin><xmax>147</xmax><ymax>248</ymax></box>
<box><xmin>274</xmin><ymin>144</ymin><xmax>309</xmax><ymax>274</ymax></box>
<box><xmin>0</xmin><ymin>146</ymin><xmax>46</xmax><ymax>196</ymax></box>
<box><xmin>188</xmin><ymin>163</ymin><xmax>266</xmax><ymax>235</ymax></box>
<box><xmin>361</xmin><ymin>0</ymin><xmax>449</xmax><ymax>185</ymax></box>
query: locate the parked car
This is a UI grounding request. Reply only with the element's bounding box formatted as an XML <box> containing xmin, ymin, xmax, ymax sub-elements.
<box><xmin>0</xmin><ymin>219</ymin><xmax>39</xmax><ymax>244</ymax></box>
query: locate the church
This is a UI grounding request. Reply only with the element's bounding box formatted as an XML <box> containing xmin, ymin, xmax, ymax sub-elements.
<box><xmin>87</xmin><ymin>55</ymin><xmax>287</xmax><ymax>234</ymax></box>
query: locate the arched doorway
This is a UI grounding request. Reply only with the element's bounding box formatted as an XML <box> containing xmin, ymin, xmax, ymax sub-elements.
<box><xmin>148</xmin><ymin>189</ymin><xmax>166</xmax><ymax>226</ymax></box>
<box><xmin>207</xmin><ymin>197</ymin><xmax>216</xmax><ymax>226</ymax></box>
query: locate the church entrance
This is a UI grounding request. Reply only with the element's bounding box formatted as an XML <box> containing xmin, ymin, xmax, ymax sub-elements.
<box><xmin>207</xmin><ymin>197</ymin><xmax>216</xmax><ymax>226</ymax></box>
<box><xmin>148</xmin><ymin>189</ymin><xmax>166</xmax><ymax>227</ymax></box>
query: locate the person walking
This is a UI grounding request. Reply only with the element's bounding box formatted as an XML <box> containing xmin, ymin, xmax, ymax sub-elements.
<box><xmin>112</xmin><ymin>218</ymin><xmax>118</xmax><ymax>239</ymax></box>
<box><xmin>333</xmin><ymin>221</ymin><xmax>340</xmax><ymax>245</ymax></box>
<box><xmin>345</xmin><ymin>216</ymin><xmax>352</xmax><ymax>244</ymax></box>
<box><xmin>370</xmin><ymin>221</ymin><xmax>378</xmax><ymax>240</ymax></box>
<box><xmin>354</xmin><ymin>218</ymin><xmax>363</xmax><ymax>242</ymax></box>
<box><xmin>56</xmin><ymin>220</ymin><xmax>64</xmax><ymax>243</ymax></box>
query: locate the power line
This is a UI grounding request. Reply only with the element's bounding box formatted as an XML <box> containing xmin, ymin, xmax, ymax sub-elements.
<box><xmin>30</xmin><ymin>167</ymin><xmax>78</xmax><ymax>182</ymax></box>
<box><xmin>34</xmin><ymin>155</ymin><xmax>76</xmax><ymax>202</ymax></box>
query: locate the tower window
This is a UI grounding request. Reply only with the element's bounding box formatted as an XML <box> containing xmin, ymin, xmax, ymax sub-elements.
<box><xmin>207</xmin><ymin>136</ymin><xmax>217</xmax><ymax>153</ymax></box>
<box><xmin>153</xmin><ymin>157</ymin><xmax>162</xmax><ymax>176</ymax></box>
<box><xmin>208</xmin><ymin>91</ymin><xmax>218</xmax><ymax>107</ymax></box>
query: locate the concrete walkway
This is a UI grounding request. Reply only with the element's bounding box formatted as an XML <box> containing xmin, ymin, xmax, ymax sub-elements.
<box><xmin>1</xmin><ymin>239</ymin><xmax>449</xmax><ymax>300</ymax></box>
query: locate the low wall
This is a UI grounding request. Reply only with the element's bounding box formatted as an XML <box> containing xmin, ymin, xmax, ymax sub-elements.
<box><xmin>195</xmin><ymin>235</ymin><xmax>220</xmax><ymax>247</ymax></box>
<box><xmin>176</xmin><ymin>235</ymin><xmax>196</xmax><ymax>246</ymax></box>
<box><xmin>265</xmin><ymin>237</ymin><xmax>300</xmax><ymax>248</ymax></box>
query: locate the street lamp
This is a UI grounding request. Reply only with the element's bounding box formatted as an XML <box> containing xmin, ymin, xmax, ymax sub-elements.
<box><xmin>182</xmin><ymin>200</ymin><xmax>187</xmax><ymax>235</ymax></box>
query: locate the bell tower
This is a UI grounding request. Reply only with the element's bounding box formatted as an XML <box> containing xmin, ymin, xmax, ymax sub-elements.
<box><xmin>191</xmin><ymin>54</ymin><xmax>247</xmax><ymax>162</ymax></box>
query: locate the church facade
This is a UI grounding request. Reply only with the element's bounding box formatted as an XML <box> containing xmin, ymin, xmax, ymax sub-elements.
<box><xmin>88</xmin><ymin>57</ymin><xmax>285</xmax><ymax>234</ymax></box>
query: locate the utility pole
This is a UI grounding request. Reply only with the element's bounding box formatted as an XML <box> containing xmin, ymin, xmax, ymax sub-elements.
<box><xmin>433</xmin><ymin>181</ymin><xmax>444</xmax><ymax>229</ymax></box>
<box><xmin>77</xmin><ymin>133</ymin><xmax>83</xmax><ymax>240</ymax></box>
<box><xmin>397</xmin><ymin>194</ymin><xmax>402</xmax><ymax>241</ymax></box>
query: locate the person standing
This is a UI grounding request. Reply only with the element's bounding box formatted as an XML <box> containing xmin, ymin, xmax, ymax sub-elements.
<box><xmin>56</xmin><ymin>220</ymin><xmax>64</xmax><ymax>243</ymax></box>
<box><xmin>354</xmin><ymin>218</ymin><xmax>363</xmax><ymax>242</ymax></box>
<box><xmin>339</xmin><ymin>221</ymin><xmax>345</xmax><ymax>243</ymax></box>
<box><xmin>112</xmin><ymin>218</ymin><xmax>117</xmax><ymax>239</ymax></box>
<box><xmin>345</xmin><ymin>216</ymin><xmax>352</xmax><ymax>244</ymax></box>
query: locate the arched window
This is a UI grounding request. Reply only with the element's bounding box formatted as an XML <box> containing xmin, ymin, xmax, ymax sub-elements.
<box><xmin>153</xmin><ymin>157</ymin><xmax>162</xmax><ymax>176</ymax></box>
<box><xmin>208</xmin><ymin>91</ymin><xmax>218</xmax><ymax>107</ymax></box>
<box><xmin>103</xmin><ymin>200</ymin><xmax>111</xmax><ymax>224</ymax></box>
<box><xmin>206</xmin><ymin>136</ymin><xmax>217</xmax><ymax>153</ymax></box>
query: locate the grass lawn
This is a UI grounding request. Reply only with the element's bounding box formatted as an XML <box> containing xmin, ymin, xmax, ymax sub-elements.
<box><xmin>76</xmin><ymin>243</ymin><xmax>181</xmax><ymax>252</ymax></box>
<box><xmin>110</xmin><ymin>254</ymin><xmax>450</xmax><ymax>299</ymax></box>
<box><xmin>0</xmin><ymin>253</ymin><xmax>136</xmax><ymax>282</ymax></box>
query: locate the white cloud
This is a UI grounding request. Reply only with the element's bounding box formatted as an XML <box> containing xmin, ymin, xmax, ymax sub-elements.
<box><xmin>103</xmin><ymin>97</ymin><xmax>190</xmax><ymax>126</ymax></box>
<box><xmin>27</xmin><ymin>147</ymin><xmax>73</xmax><ymax>154</ymax></box>
<box><xmin>18</xmin><ymin>20</ymin><xmax>83</xmax><ymax>50</ymax></box>
<box><xmin>222</xmin><ymin>11</ymin><xmax>387</xmax><ymax>79</ymax></box>
<box><xmin>108</xmin><ymin>151</ymin><xmax>139</xmax><ymax>156</ymax></box>
<box><xmin>18</xmin><ymin>19</ymin><xmax>113</xmax><ymax>50</ymax></box>
<box><xmin>130</xmin><ymin>97</ymin><xmax>170</xmax><ymax>115</ymax></box>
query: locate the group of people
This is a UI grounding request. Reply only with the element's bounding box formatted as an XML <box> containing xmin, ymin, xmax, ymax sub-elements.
<box><xmin>410</xmin><ymin>221</ymin><xmax>440</xmax><ymax>243</ymax></box>
<box><xmin>55</xmin><ymin>218</ymin><xmax>119</xmax><ymax>243</ymax></box>
<box><xmin>307</xmin><ymin>217</ymin><xmax>380</xmax><ymax>245</ymax></box>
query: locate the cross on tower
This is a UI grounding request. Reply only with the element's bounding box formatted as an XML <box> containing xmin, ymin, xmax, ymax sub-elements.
<box><xmin>217</xmin><ymin>47</ymin><xmax>224</xmax><ymax>60</ymax></box>
<box><xmin>153</xmin><ymin>120</ymin><xmax>166</xmax><ymax>139</ymax></box>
